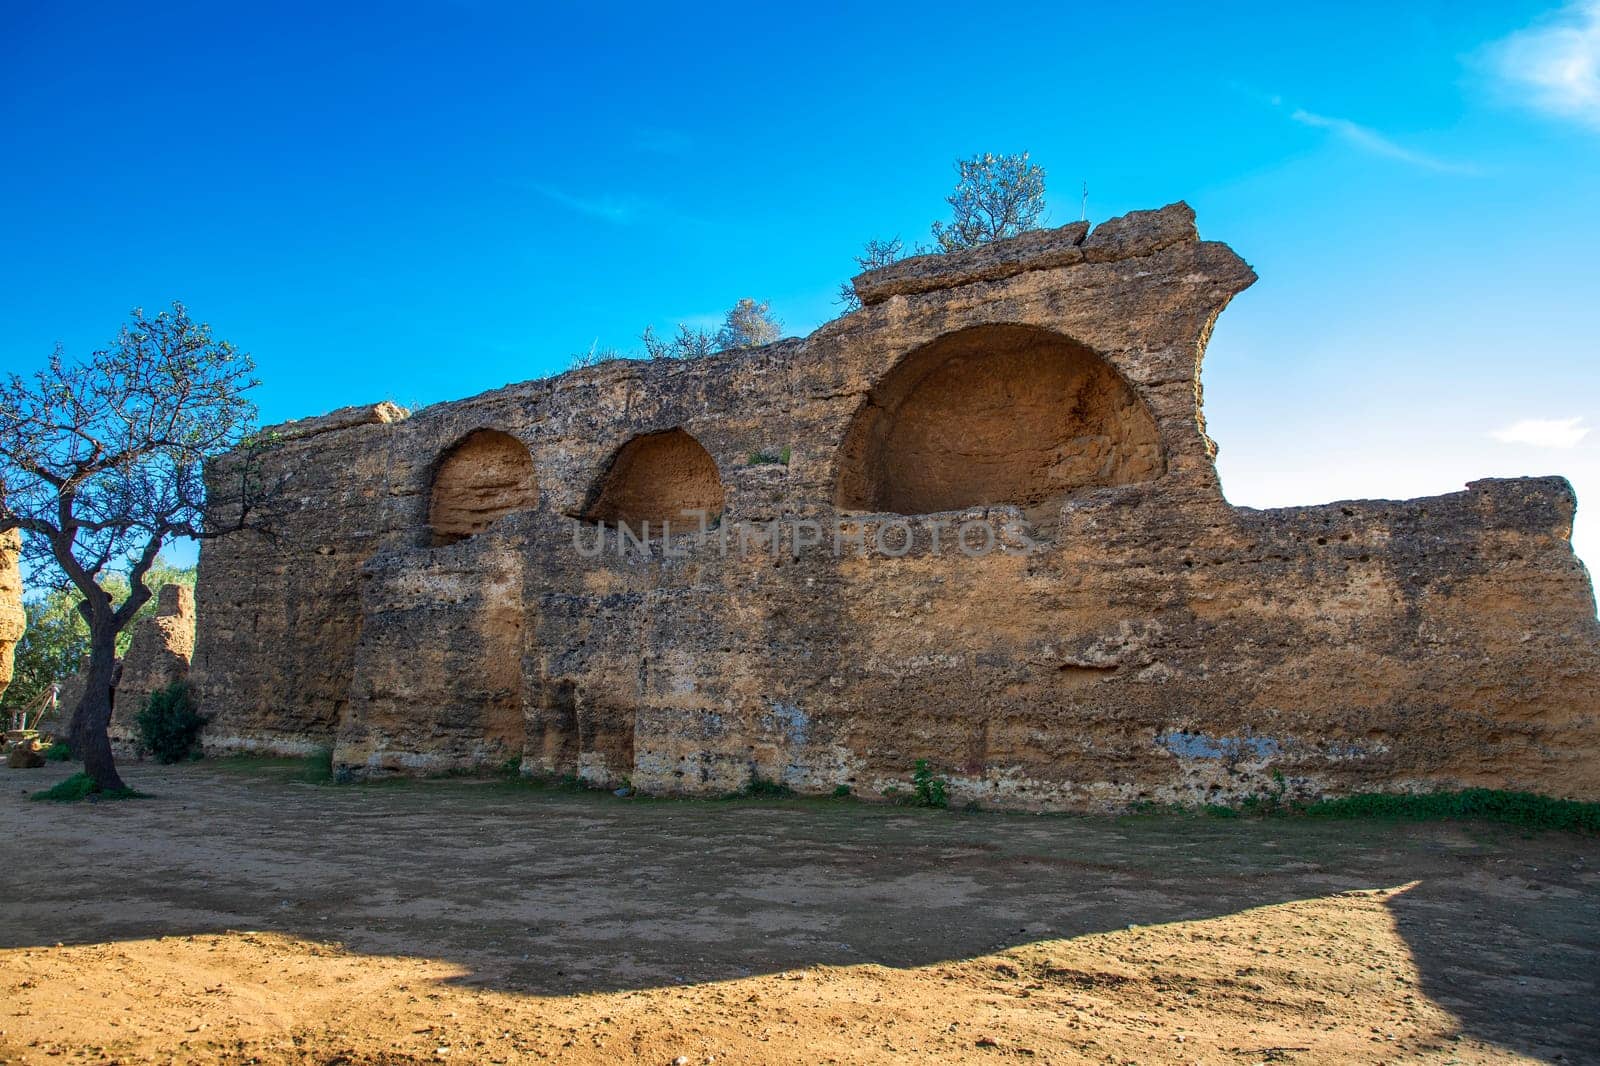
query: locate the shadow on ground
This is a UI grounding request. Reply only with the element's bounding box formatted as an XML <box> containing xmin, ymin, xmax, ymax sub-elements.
<box><xmin>2</xmin><ymin>760</ymin><xmax>1595</xmax><ymax>1062</ymax></box>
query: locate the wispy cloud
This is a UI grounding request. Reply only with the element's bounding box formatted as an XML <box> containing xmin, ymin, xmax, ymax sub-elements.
<box><xmin>1284</xmin><ymin>105</ymin><xmax>1478</xmax><ymax>173</ymax></box>
<box><xmin>530</xmin><ymin>184</ymin><xmax>648</xmax><ymax>225</ymax></box>
<box><xmin>1482</xmin><ymin>0</ymin><xmax>1600</xmax><ymax>130</ymax></box>
<box><xmin>1491</xmin><ymin>416</ymin><xmax>1592</xmax><ymax>448</ymax></box>
<box><xmin>525</xmin><ymin>182</ymin><xmax>717</xmax><ymax>230</ymax></box>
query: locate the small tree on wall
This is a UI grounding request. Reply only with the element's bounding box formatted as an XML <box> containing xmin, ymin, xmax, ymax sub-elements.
<box><xmin>834</xmin><ymin>153</ymin><xmax>1046</xmax><ymax>312</ymax></box>
<box><xmin>0</xmin><ymin>302</ymin><xmax>261</xmax><ymax>793</ymax></box>
<box><xmin>639</xmin><ymin>298</ymin><xmax>782</xmax><ymax>359</ymax></box>
<box><xmin>714</xmin><ymin>298</ymin><xmax>781</xmax><ymax>350</ymax></box>
<box><xmin>641</xmin><ymin>323</ymin><xmax>716</xmax><ymax>360</ymax></box>
<box><xmin>836</xmin><ymin>236</ymin><xmax>905</xmax><ymax>312</ymax></box>
<box><xmin>930</xmin><ymin>151</ymin><xmax>1048</xmax><ymax>252</ymax></box>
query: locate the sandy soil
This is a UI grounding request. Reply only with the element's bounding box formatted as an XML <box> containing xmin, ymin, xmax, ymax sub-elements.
<box><xmin>1</xmin><ymin>759</ymin><xmax>1595</xmax><ymax>1065</ymax></box>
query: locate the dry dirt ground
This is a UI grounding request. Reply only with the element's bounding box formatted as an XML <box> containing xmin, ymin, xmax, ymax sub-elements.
<box><xmin>0</xmin><ymin>760</ymin><xmax>1596</xmax><ymax>1066</ymax></box>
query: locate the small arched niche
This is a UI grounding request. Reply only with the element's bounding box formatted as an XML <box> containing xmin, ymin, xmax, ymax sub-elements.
<box><xmin>583</xmin><ymin>428</ymin><xmax>725</xmax><ymax>528</ymax></box>
<box><xmin>428</xmin><ymin>428</ymin><xmax>539</xmax><ymax>545</ymax></box>
<box><xmin>835</xmin><ymin>324</ymin><xmax>1165</xmax><ymax>520</ymax></box>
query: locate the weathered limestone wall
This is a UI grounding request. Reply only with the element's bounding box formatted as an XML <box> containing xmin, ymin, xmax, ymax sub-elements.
<box><xmin>337</xmin><ymin>538</ymin><xmax>527</xmax><ymax>771</ymax></box>
<box><xmin>191</xmin><ymin>204</ymin><xmax>1600</xmax><ymax>808</ymax></box>
<box><xmin>0</xmin><ymin>530</ymin><xmax>21</xmax><ymax>704</ymax></box>
<box><xmin>192</xmin><ymin>402</ymin><xmax>407</xmax><ymax>754</ymax></box>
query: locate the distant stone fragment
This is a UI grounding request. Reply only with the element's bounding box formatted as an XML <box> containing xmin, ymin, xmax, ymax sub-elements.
<box><xmin>0</xmin><ymin>530</ymin><xmax>21</xmax><ymax>705</ymax></box>
<box><xmin>6</xmin><ymin>732</ymin><xmax>44</xmax><ymax>768</ymax></box>
<box><xmin>110</xmin><ymin>584</ymin><xmax>196</xmax><ymax>749</ymax></box>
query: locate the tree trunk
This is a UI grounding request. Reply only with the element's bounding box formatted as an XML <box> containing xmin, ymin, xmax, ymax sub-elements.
<box><xmin>67</xmin><ymin>619</ymin><xmax>126</xmax><ymax>792</ymax></box>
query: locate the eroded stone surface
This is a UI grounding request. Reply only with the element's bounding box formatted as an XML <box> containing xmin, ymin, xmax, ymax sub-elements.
<box><xmin>835</xmin><ymin>323</ymin><xmax>1164</xmax><ymax>520</ymax></box>
<box><xmin>429</xmin><ymin>428</ymin><xmax>539</xmax><ymax>544</ymax></box>
<box><xmin>0</xmin><ymin>530</ymin><xmax>21</xmax><ymax>704</ymax></box>
<box><xmin>583</xmin><ymin>428</ymin><xmax>726</xmax><ymax>526</ymax></box>
<box><xmin>852</xmin><ymin>220</ymin><xmax>1089</xmax><ymax>305</ymax></box>
<box><xmin>190</xmin><ymin>206</ymin><xmax>1600</xmax><ymax>809</ymax></box>
<box><xmin>1080</xmin><ymin>201</ymin><xmax>1199</xmax><ymax>263</ymax></box>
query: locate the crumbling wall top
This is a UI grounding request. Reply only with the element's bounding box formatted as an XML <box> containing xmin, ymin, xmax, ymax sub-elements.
<box><xmin>264</xmin><ymin>401</ymin><xmax>409</xmax><ymax>443</ymax></box>
<box><xmin>850</xmin><ymin>202</ymin><xmax>1207</xmax><ymax>306</ymax></box>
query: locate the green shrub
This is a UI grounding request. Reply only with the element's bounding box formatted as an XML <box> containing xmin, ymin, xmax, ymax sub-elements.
<box><xmin>32</xmin><ymin>771</ymin><xmax>146</xmax><ymax>803</ymax></box>
<box><xmin>912</xmin><ymin>759</ymin><xmax>949</xmax><ymax>809</ymax></box>
<box><xmin>746</xmin><ymin>447</ymin><xmax>791</xmax><ymax>466</ymax></box>
<box><xmin>832</xmin><ymin>784</ymin><xmax>852</xmax><ymax>799</ymax></box>
<box><xmin>134</xmin><ymin>681</ymin><xmax>208</xmax><ymax>764</ymax></box>
<box><xmin>42</xmin><ymin>741</ymin><xmax>73</xmax><ymax>762</ymax></box>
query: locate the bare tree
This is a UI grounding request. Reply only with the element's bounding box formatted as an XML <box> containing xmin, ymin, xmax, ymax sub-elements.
<box><xmin>568</xmin><ymin>339</ymin><xmax>627</xmax><ymax>370</ymax></box>
<box><xmin>714</xmin><ymin>298</ymin><xmax>781</xmax><ymax>351</ymax></box>
<box><xmin>0</xmin><ymin>302</ymin><xmax>262</xmax><ymax>792</ymax></box>
<box><xmin>836</xmin><ymin>236</ymin><xmax>906</xmax><ymax>312</ymax></box>
<box><xmin>930</xmin><ymin>151</ymin><xmax>1048</xmax><ymax>253</ymax></box>
<box><xmin>639</xmin><ymin>299</ymin><xmax>779</xmax><ymax>360</ymax></box>
<box><xmin>640</xmin><ymin>323</ymin><xmax>716</xmax><ymax>360</ymax></box>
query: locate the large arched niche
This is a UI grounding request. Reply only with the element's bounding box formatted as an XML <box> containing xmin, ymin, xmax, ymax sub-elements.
<box><xmin>835</xmin><ymin>323</ymin><xmax>1166</xmax><ymax>520</ymax></box>
<box><xmin>427</xmin><ymin>428</ymin><xmax>539</xmax><ymax>545</ymax></box>
<box><xmin>582</xmin><ymin>428</ymin><xmax>725</xmax><ymax>527</ymax></box>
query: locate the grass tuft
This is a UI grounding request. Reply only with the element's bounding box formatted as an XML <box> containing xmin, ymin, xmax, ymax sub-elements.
<box><xmin>746</xmin><ymin>447</ymin><xmax>791</xmax><ymax>467</ymax></box>
<box><xmin>42</xmin><ymin>742</ymin><xmax>74</xmax><ymax>763</ymax></box>
<box><xmin>1292</xmin><ymin>788</ymin><xmax>1600</xmax><ymax>833</ymax></box>
<box><xmin>300</xmin><ymin>747</ymin><xmax>335</xmax><ymax>784</ymax></box>
<box><xmin>31</xmin><ymin>771</ymin><xmax>148</xmax><ymax>803</ymax></box>
<box><xmin>210</xmin><ymin>750</ymin><xmax>335</xmax><ymax>784</ymax></box>
<box><xmin>491</xmin><ymin>771</ymin><xmax>588</xmax><ymax>793</ymax></box>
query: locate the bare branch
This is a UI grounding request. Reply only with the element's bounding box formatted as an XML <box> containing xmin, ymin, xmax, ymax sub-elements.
<box><xmin>1</xmin><ymin>300</ymin><xmax>259</xmax><ymax>631</ymax></box>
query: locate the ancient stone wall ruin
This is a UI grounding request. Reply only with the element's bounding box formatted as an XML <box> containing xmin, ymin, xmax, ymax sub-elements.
<box><xmin>190</xmin><ymin>204</ymin><xmax>1600</xmax><ymax>809</ymax></box>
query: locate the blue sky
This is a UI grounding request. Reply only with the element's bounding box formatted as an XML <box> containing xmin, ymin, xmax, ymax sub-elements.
<box><xmin>3</xmin><ymin>1</ymin><xmax>1599</xmax><ymax>569</ymax></box>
